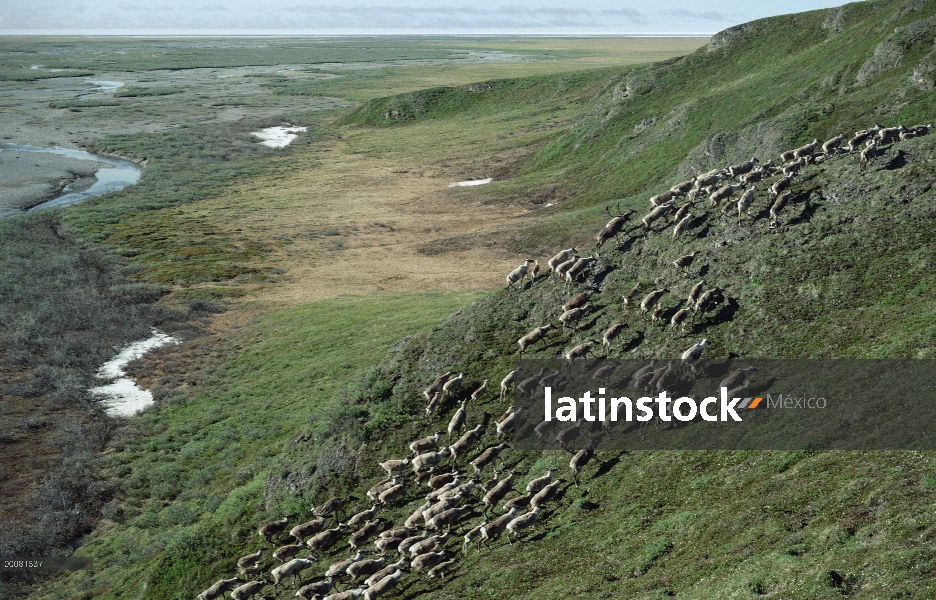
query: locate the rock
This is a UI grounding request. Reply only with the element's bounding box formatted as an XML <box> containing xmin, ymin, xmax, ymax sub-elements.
<box><xmin>856</xmin><ymin>15</ymin><xmax>936</xmax><ymax>85</ymax></box>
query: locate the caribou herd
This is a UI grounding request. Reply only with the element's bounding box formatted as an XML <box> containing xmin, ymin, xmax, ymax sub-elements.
<box><xmin>198</xmin><ymin>121</ymin><xmax>928</xmax><ymax>600</ymax></box>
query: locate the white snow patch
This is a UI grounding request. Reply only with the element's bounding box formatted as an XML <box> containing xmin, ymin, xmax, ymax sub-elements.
<box><xmin>90</xmin><ymin>330</ymin><xmax>180</xmax><ymax>417</ymax></box>
<box><xmin>252</xmin><ymin>126</ymin><xmax>307</xmax><ymax>148</ymax></box>
<box><xmin>448</xmin><ymin>178</ymin><xmax>492</xmax><ymax>187</ymax></box>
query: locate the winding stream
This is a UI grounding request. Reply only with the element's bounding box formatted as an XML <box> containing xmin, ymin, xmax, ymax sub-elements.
<box><xmin>1</xmin><ymin>144</ymin><xmax>142</xmax><ymax>212</ymax></box>
<box><xmin>85</xmin><ymin>80</ymin><xmax>124</xmax><ymax>92</ymax></box>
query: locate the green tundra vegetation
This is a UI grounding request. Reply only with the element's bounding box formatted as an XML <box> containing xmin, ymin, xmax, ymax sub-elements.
<box><xmin>4</xmin><ymin>0</ymin><xmax>936</xmax><ymax>598</ymax></box>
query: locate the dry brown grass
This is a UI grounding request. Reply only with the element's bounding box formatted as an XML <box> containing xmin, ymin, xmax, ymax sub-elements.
<box><xmin>174</xmin><ymin>131</ymin><xmax>555</xmax><ymax>309</ymax></box>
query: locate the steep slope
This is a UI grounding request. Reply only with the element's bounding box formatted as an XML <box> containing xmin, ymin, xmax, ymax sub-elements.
<box><xmin>349</xmin><ymin>0</ymin><xmax>936</xmax><ymax>220</ymax></box>
<box><xmin>335</xmin><ymin>0</ymin><xmax>936</xmax><ymax>363</ymax></box>
<box><xmin>541</xmin><ymin>0</ymin><xmax>936</xmax><ymax>207</ymax></box>
<box><xmin>258</xmin><ymin>135</ymin><xmax>936</xmax><ymax>599</ymax></box>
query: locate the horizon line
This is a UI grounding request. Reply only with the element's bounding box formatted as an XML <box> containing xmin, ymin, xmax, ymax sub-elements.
<box><xmin>0</xmin><ymin>31</ymin><xmax>716</xmax><ymax>38</ymax></box>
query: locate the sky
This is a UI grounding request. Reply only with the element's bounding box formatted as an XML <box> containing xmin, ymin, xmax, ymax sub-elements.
<box><xmin>0</xmin><ymin>0</ymin><xmax>850</xmax><ymax>35</ymax></box>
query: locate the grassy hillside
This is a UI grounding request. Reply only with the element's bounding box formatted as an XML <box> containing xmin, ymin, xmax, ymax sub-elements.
<box><xmin>346</xmin><ymin>0</ymin><xmax>936</xmax><ymax>222</ymax></box>
<box><xmin>18</xmin><ymin>1</ymin><xmax>936</xmax><ymax>598</ymax></box>
<box><xmin>266</xmin><ymin>1</ymin><xmax>936</xmax><ymax>597</ymax></box>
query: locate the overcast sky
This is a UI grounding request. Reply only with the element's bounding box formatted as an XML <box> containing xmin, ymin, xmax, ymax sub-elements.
<box><xmin>1</xmin><ymin>1</ymin><xmax>850</xmax><ymax>35</ymax></box>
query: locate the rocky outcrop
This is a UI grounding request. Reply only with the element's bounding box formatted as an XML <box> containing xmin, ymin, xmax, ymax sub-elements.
<box><xmin>857</xmin><ymin>15</ymin><xmax>936</xmax><ymax>85</ymax></box>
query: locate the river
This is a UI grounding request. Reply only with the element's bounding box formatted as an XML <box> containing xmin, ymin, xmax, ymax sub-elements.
<box><xmin>0</xmin><ymin>144</ymin><xmax>142</xmax><ymax>214</ymax></box>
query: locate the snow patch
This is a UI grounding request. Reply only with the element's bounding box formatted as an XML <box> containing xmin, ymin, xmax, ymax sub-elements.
<box><xmin>90</xmin><ymin>330</ymin><xmax>180</xmax><ymax>417</ymax></box>
<box><xmin>448</xmin><ymin>178</ymin><xmax>492</xmax><ymax>187</ymax></box>
<box><xmin>252</xmin><ymin>126</ymin><xmax>307</xmax><ymax>148</ymax></box>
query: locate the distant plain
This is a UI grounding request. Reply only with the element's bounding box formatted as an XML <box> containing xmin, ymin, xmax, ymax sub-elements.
<box><xmin>1</xmin><ymin>37</ymin><xmax>705</xmax><ymax>299</ymax></box>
